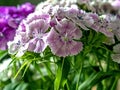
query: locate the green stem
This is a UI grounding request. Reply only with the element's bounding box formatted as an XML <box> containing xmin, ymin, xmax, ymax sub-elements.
<box><xmin>94</xmin><ymin>52</ymin><xmax>103</xmax><ymax>71</ymax></box>
<box><xmin>106</xmin><ymin>52</ymin><xmax>111</xmax><ymax>72</ymax></box>
<box><xmin>66</xmin><ymin>81</ymin><xmax>70</xmax><ymax>90</ymax></box>
<box><xmin>98</xmin><ymin>59</ymin><xmax>104</xmax><ymax>71</ymax></box>
<box><xmin>34</xmin><ymin>62</ymin><xmax>46</xmax><ymax>81</ymax></box>
<box><xmin>76</xmin><ymin>62</ymin><xmax>83</xmax><ymax>90</ymax></box>
<box><xmin>54</xmin><ymin>57</ymin><xmax>65</xmax><ymax>90</ymax></box>
<box><xmin>111</xmin><ymin>77</ymin><xmax>118</xmax><ymax>90</ymax></box>
<box><xmin>44</xmin><ymin>62</ymin><xmax>54</xmax><ymax>78</ymax></box>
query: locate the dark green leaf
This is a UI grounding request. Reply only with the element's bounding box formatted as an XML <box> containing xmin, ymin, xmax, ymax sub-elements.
<box><xmin>78</xmin><ymin>70</ymin><xmax>120</xmax><ymax>90</ymax></box>
<box><xmin>3</xmin><ymin>82</ymin><xmax>19</xmax><ymax>90</ymax></box>
<box><xmin>15</xmin><ymin>82</ymin><xmax>28</xmax><ymax>90</ymax></box>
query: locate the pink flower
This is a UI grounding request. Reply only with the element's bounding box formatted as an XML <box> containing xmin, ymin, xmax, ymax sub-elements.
<box><xmin>66</xmin><ymin>9</ymin><xmax>94</xmax><ymax>30</ymax></box>
<box><xmin>25</xmin><ymin>12</ymin><xmax>50</xmax><ymax>53</ymax></box>
<box><xmin>109</xmin><ymin>16</ymin><xmax>120</xmax><ymax>41</ymax></box>
<box><xmin>8</xmin><ymin>12</ymin><xmax>51</xmax><ymax>56</ymax></box>
<box><xmin>98</xmin><ymin>19</ymin><xmax>113</xmax><ymax>37</ymax></box>
<box><xmin>47</xmin><ymin>19</ymin><xmax>83</xmax><ymax>57</ymax></box>
<box><xmin>91</xmin><ymin>15</ymin><xmax>113</xmax><ymax>37</ymax></box>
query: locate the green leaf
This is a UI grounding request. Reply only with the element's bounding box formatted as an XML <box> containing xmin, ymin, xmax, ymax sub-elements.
<box><xmin>14</xmin><ymin>61</ymin><xmax>30</xmax><ymax>79</ymax></box>
<box><xmin>54</xmin><ymin>57</ymin><xmax>70</xmax><ymax>90</ymax></box>
<box><xmin>78</xmin><ymin>70</ymin><xmax>120</xmax><ymax>90</ymax></box>
<box><xmin>3</xmin><ymin>82</ymin><xmax>28</xmax><ymax>90</ymax></box>
<box><xmin>61</xmin><ymin>58</ymin><xmax>70</xmax><ymax>88</ymax></box>
<box><xmin>0</xmin><ymin>50</ymin><xmax>9</xmax><ymax>62</ymax></box>
<box><xmin>3</xmin><ymin>82</ymin><xmax>19</xmax><ymax>90</ymax></box>
<box><xmin>110</xmin><ymin>77</ymin><xmax>118</xmax><ymax>90</ymax></box>
<box><xmin>22</xmin><ymin>60</ymin><xmax>32</xmax><ymax>77</ymax></box>
<box><xmin>34</xmin><ymin>62</ymin><xmax>46</xmax><ymax>81</ymax></box>
<box><xmin>15</xmin><ymin>82</ymin><xmax>28</xmax><ymax>90</ymax></box>
<box><xmin>97</xmin><ymin>82</ymin><xmax>103</xmax><ymax>90</ymax></box>
<box><xmin>54</xmin><ymin>60</ymin><xmax>63</xmax><ymax>90</ymax></box>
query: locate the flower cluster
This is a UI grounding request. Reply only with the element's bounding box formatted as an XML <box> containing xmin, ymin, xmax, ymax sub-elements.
<box><xmin>7</xmin><ymin>1</ymin><xmax>120</xmax><ymax>59</ymax></box>
<box><xmin>8</xmin><ymin>8</ymin><xmax>83</xmax><ymax>57</ymax></box>
<box><xmin>0</xmin><ymin>3</ymin><xmax>35</xmax><ymax>50</ymax></box>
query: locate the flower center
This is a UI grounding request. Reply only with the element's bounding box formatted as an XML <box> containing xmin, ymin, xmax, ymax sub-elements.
<box><xmin>32</xmin><ymin>29</ymin><xmax>43</xmax><ymax>39</ymax></box>
<box><xmin>36</xmin><ymin>33</ymin><xmax>43</xmax><ymax>39</ymax></box>
<box><xmin>62</xmin><ymin>33</ymin><xmax>69</xmax><ymax>42</ymax></box>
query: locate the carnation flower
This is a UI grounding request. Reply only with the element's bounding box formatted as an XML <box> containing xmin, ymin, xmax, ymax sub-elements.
<box><xmin>98</xmin><ymin>19</ymin><xmax>113</xmax><ymax>37</ymax></box>
<box><xmin>109</xmin><ymin>16</ymin><xmax>120</xmax><ymax>41</ymax></box>
<box><xmin>25</xmin><ymin>12</ymin><xmax>50</xmax><ymax>53</ymax></box>
<box><xmin>26</xmin><ymin>20</ymin><xmax>49</xmax><ymax>53</ymax></box>
<box><xmin>47</xmin><ymin>19</ymin><xmax>83</xmax><ymax>57</ymax></box>
<box><xmin>8</xmin><ymin>12</ymin><xmax>51</xmax><ymax>56</ymax></box>
<box><xmin>7</xmin><ymin>35</ymin><xmax>27</xmax><ymax>57</ymax></box>
<box><xmin>91</xmin><ymin>15</ymin><xmax>113</xmax><ymax>37</ymax></box>
<box><xmin>66</xmin><ymin>9</ymin><xmax>86</xmax><ymax>29</ymax></box>
<box><xmin>8</xmin><ymin>20</ymin><xmax>29</xmax><ymax>57</ymax></box>
<box><xmin>66</xmin><ymin>8</ymin><xmax>94</xmax><ymax>30</ymax></box>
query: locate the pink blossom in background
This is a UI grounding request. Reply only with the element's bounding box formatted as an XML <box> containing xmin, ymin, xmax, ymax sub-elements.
<box><xmin>112</xmin><ymin>0</ymin><xmax>120</xmax><ymax>9</ymax></box>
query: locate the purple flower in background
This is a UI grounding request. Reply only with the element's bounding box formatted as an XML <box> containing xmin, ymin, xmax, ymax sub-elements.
<box><xmin>18</xmin><ymin>2</ymin><xmax>35</xmax><ymax>17</ymax></box>
<box><xmin>0</xmin><ymin>15</ymin><xmax>16</xmax><ymax>50</ymax></box>
<box><xmin>0</xmin><ymin>6</ymin><xmax>17</xmax><ymax>15</ymax></box>
<box><xmin>0</xmin><ymin>3</ymin><xmax>35</xmax><ymax>50</ymax></box>
<box><xmin>47</xmin><ymin>19</ymin><xmax>83</xmax><ymax>57</ymax></box>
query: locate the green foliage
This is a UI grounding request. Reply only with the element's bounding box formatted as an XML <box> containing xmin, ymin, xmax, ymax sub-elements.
<box><xmin>54</xmin><ymin>57</ymin><xmax>70</xmax><ymax>90</ymax></box>
<box><xmin>3</xmin><ymin>82</ymin><xmax>28</xmax><ymax>90</ymax></box>
<box><xmin>0</xmin><ymin>50</ymin><xmax>10</xmax><ymax>63</ymax></box>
